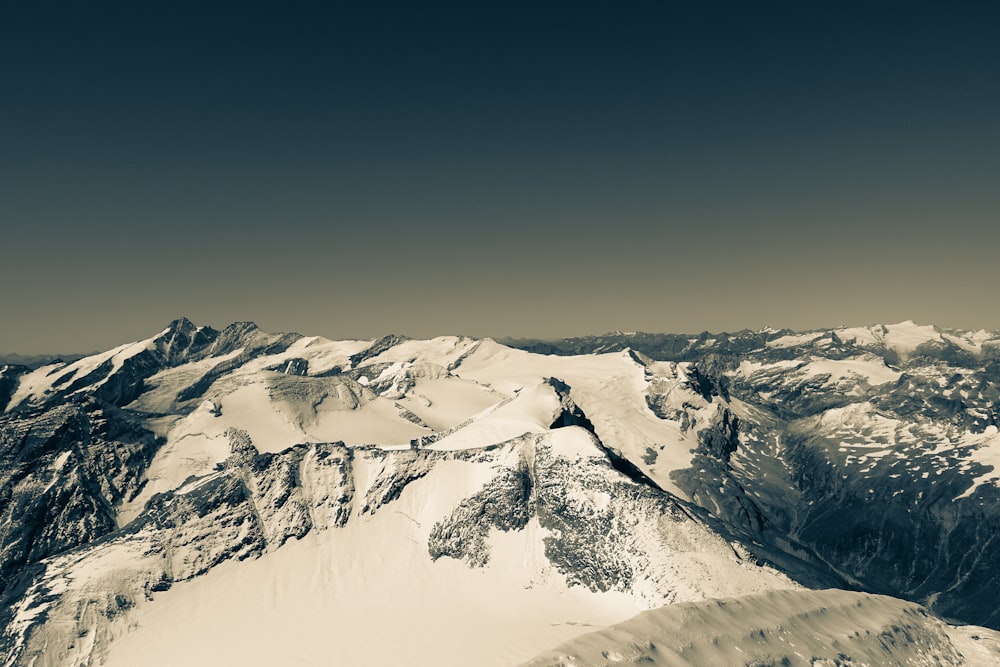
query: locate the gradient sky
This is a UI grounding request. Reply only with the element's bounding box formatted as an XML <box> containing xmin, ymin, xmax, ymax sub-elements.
<box><xmin>2</xmin><ymin>1</ymin><xmax>999</xmax><ymax>353</ymax></box>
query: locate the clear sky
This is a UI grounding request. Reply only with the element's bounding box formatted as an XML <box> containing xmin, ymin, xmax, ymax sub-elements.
<box><xmin>2</xmin><ymin>1</ymin><xmax>998</xmax><ymax>353</ymax></box>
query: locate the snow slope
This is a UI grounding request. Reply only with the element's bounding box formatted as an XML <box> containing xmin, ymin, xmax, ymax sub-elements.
<box><xmin>5</xmin><ymin>332</ymin><xmax>164</xmax><ymax>411</ymax></box>
<box><xmin>523</xmin><ymin>588</ymin><xmax>1000</xmax><ymax>667</ymax></box>
<box><xmin>101</xmin><ymin>504</ymin><xmax>638</xmax><ymax>667</ymax></box>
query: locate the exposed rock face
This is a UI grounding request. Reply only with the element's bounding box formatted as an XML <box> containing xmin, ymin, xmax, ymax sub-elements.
<box><xmin>429</xmin><ymin>464</ymin><xmax>532</xmax><ymax>566</ymax></box>
<box><xmin>0</xmin><ymin>400</ymin><xmax>159</xmax><ymax>594</ymax></box>
<box><xmin>152</xmin><ymin>317</ymin><xmax>218</xmax><ymax>365</ymax></box>
<box><xmin>699</xmin><ymin>408</ymin><xmax>739</xmax><ymax>462</ymax></box>
<box><xmin>0</xmin><ymin>366</ymin><xmax>27</xmax><ymax>413</ymax></box>
<box><xmin>779</xmin><ymin>427</ymin><xmax>1000</xmax><ymax>628</ymax></box>
<box><xmin>348</xmin><ymin>334</ymin><xmax>410</xmax><ymax>368</ymax></box>
<box><xmin>729</xmin><ymin>363</ymin><xmax>1000</xmax><ymax>628</ymax></box>
<box><xmin>270</xmin><ymin>357</ymin><xmax>309</xmax><ymax>375</ymax></box>
<box><xmin>531</xmin><ymin>432</ymin><xmax>683</xmax><ymax>595</ymax></box>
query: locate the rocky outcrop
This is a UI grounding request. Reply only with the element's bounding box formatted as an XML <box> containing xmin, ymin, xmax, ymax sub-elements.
<box><xmin>269</xmin><ymin>357</ymin><xmax>309</xmax><ymax>375</ymax></box>
<box><xmin>429</xmin><ymin>464</ymin><xmax>532</xmax><ymax>566</ymax></box>
<box><xmin>153</xmin><ymin>317</ymin><xmax>218</xmax><ymax>364</ymax></box>
<box><xmin>348</xmin><ymin>334</ymin><xmax>410</xmax><ymax>368</ymax></box>
<box><xmin>0</xmin><ymin>400</ymin><xmax>160</xmax><ymax>595</ymax></box>
<box><xmin>781</xmin><ymin>429</ymin><xmax>1000</xmax><ymax>628</ymax></box>
<box><xmin>0</xmin><ymin>366</ymin><xmax>28</xmax><ymax>413</ymax></box>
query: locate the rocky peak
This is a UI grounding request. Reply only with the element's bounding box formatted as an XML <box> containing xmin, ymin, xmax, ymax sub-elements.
<box><xmin>163</xmin><ymin>317</ymin><xmax>198</xmax><ymax>336</ymax></box>
<box><xmin>154</xmin><ymin>318</ymin><xmax>218</xmax><ymax>365</ymax></box>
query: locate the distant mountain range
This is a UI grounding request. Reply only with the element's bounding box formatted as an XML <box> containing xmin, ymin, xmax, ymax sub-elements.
<box><xmin>2</xmin><ymin>318</ymin><xmax>999</xmax><ymax>666</ymax></box>
<box><xmin>0</xmin><ymin>352</ymin><xmax>90</xmax><ymax>369</ymax></box>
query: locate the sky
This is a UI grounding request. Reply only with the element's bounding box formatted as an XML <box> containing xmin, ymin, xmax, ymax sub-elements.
<box><xmin>2</xmin><ymin>1</ymin><xmax>999</xmax><ymax>353</ymax></box>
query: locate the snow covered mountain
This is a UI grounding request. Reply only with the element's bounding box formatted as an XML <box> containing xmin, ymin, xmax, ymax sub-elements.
<box><xmin>1</xmin><ymin>318</ymin><xmax>999</xmax><ymax>666</ymax></box>
<box><xmin>507</xmin><ymin>322</ymin><xmax>1000</xmax><ymax>629</ymax></box>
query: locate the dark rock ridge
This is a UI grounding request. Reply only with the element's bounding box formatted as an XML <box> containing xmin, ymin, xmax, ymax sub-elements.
<box><xmin>348</xmin><ymin>333</ymin><xmax>410</xmax><ymax>368</ymax></box>
<box><xmin>0</xmin><ymin>399</ymin><xmax>160</xmax><ymax>595</ymax></box>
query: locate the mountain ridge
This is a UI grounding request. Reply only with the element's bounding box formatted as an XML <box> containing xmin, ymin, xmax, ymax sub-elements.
<box><xmin>1</xmin><ymin>318</ymin><xmax>999</xmax><ymax>665</ymax></box>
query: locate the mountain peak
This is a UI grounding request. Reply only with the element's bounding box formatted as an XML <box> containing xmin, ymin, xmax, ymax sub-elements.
<box><xmin>163</xmin><ymin>317</ymin><xmax>199</xmax><ymax>336</ymax></box>
<box><xmin>221</xmin><ymin>321</ymin><xmax>261</xmax><ymax>335</ymax></box>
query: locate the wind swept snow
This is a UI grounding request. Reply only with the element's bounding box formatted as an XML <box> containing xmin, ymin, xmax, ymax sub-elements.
<box><xmin>523</xmin><ymin>588</ymin><xmax>999</xmax><ymax>667</ymax></box>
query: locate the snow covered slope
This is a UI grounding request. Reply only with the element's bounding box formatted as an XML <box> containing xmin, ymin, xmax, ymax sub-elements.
<box><xmin>2</xmin><ymin>427</ymin><xmax>793</xmax><ymax>667</ymax></box>
<box><xmin>1</xmin><ymin>319</ymin><xmax>999</xmax><ymax>666</ymax></box>
<box><xmin>522</xmin><ymin>588</ymin><xmax>1000</xmax><ymax>667</ymax></box>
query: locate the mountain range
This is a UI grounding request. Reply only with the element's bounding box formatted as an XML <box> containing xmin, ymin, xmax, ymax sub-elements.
<box><xmin>2</xmin><ymin>318</ymin><xmax>1000</xmax><ymax>666</ymax></box>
